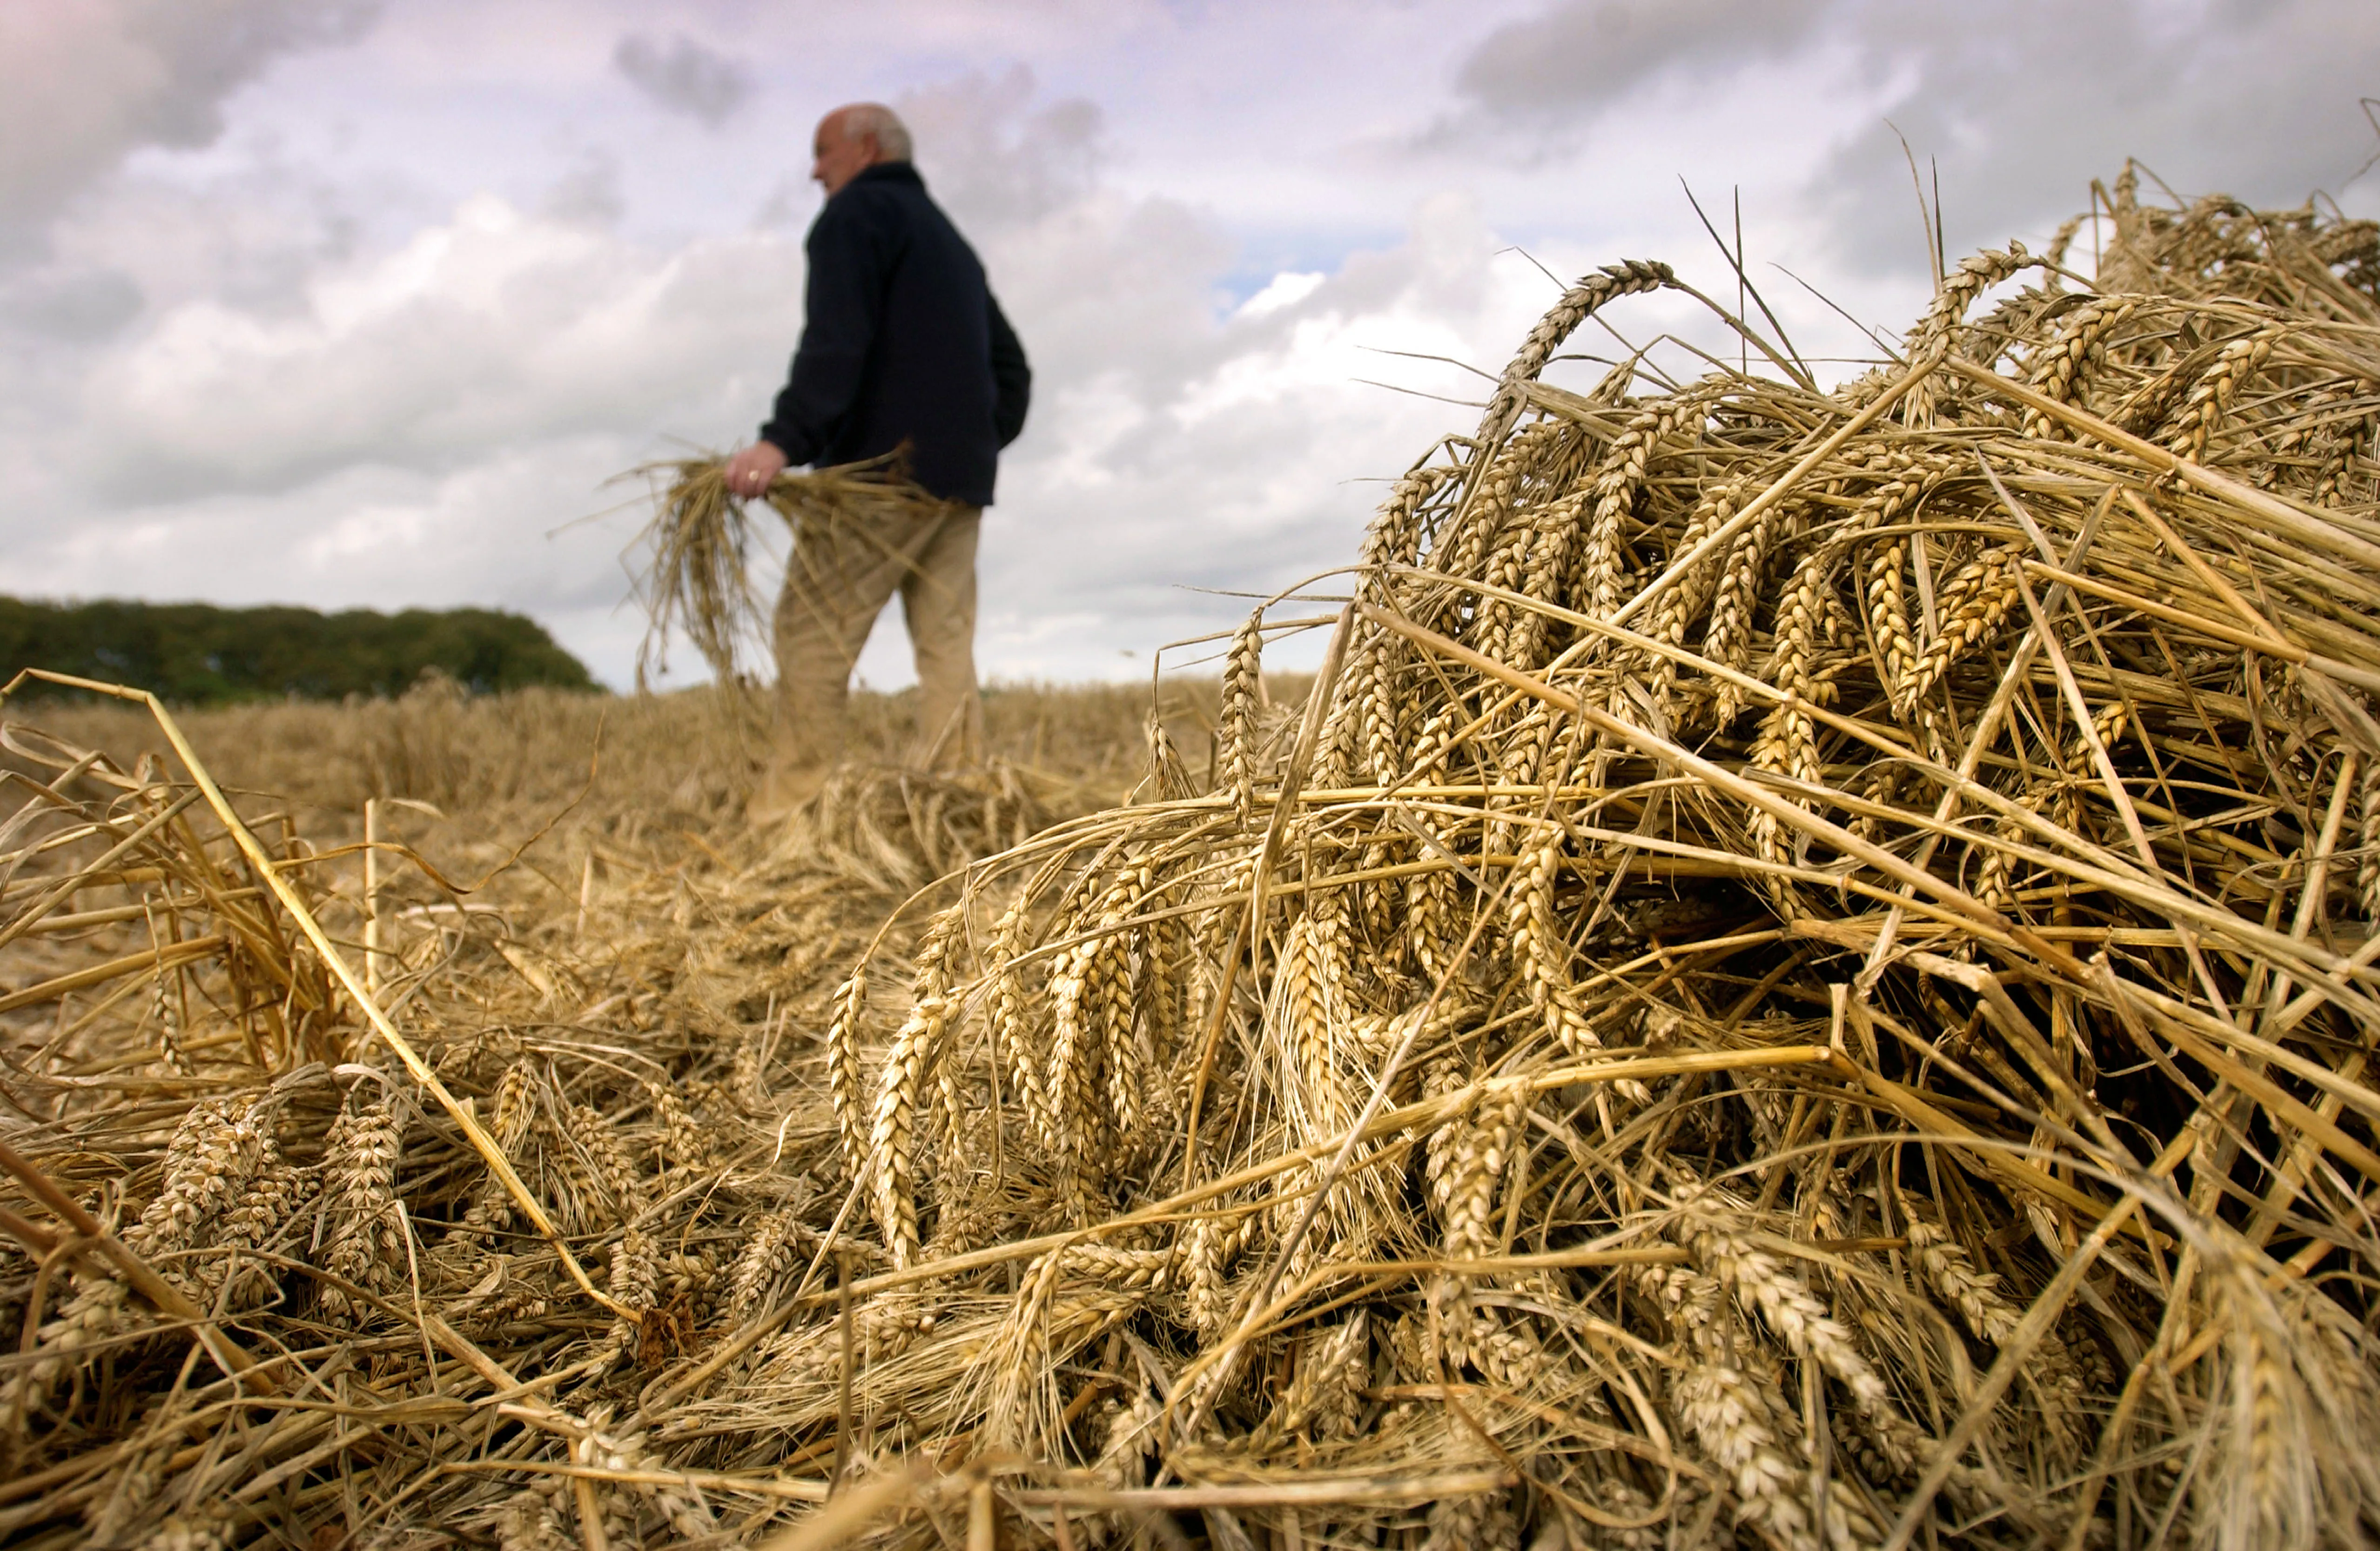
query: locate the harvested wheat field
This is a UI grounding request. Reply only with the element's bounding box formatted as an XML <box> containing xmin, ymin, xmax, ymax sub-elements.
<box><xmin>10</xmin><ymin>165</ymin><xmax>2380</xmax><ymax>1550</ymax></box>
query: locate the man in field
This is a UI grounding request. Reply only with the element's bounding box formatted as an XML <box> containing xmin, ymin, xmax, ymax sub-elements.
<box><xmin>726</xmin><ymin>102</ymin><xmax>1031</xmax><ymax>825</ymax></box>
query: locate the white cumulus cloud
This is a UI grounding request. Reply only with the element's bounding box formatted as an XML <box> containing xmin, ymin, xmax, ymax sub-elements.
<box><xmin>0</xmin><ymin>0</ymin><xmax>379</xmax><ymax>248</ymax></box>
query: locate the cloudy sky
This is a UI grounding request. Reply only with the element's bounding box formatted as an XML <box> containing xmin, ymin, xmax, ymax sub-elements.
<box><xmin>4</xmin><ymin>0</ymin><xmax>2376</xmax><ymax>690</ymax></box>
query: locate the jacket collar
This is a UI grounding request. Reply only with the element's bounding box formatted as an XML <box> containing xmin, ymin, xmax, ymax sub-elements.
<box><xmin>849</xmin><ymin>161</ymin><xmax>924</xmax><ymax>193</ymax></box>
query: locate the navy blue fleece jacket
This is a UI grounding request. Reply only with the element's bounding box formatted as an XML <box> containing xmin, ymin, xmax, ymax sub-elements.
<box><xmin>759</xmin><ymin>161</ymin><xmax>1030</xmax><ymax>507</ymax></box>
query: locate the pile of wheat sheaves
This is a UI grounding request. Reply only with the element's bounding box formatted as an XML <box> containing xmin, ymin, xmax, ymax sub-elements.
<box><xmin>10</xmin><ymin>165</ymin><xmax>2380</xmax><ymax>1551</ymax></box>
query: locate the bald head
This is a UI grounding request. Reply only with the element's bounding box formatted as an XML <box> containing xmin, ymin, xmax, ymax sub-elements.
<box><xmin>811</xmin><ymin>103</ymin><xmax>912</xmax><ymax>196</ymax></box>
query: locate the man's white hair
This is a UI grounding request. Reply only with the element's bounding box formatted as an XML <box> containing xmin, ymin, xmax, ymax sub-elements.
<box><xmin>843</xmin><ymin>103</ymin><xmax>912</xmax><ymax>162</ymax></box>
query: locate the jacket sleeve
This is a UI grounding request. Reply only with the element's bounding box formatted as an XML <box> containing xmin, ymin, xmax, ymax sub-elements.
<box><xmin>988</xmin><ymin>291</ymin><xmax>1031</xmax><ymax>450</ymax></box>
<box><xmin>759</xmin><ymin>198</ymin><xmax>891</xmax><ymax>463</ymax></box>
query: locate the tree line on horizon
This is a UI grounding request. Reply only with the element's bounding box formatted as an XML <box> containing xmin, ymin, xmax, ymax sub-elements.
<box><xmin>0</xmin><ymin>597</ymin><xmax>598</xmax><ymax>705</ymax></box>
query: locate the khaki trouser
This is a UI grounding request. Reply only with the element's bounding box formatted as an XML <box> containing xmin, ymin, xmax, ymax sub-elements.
<box><xmin>756</xmin><ymin>499</ymin><xmax>983</xmax><ymax>817</ymax></box>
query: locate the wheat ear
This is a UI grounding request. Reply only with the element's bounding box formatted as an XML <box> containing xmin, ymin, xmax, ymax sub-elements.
<box><xmin>1219</xmin><ymin>613</ymin><xmax>1264</xmax><ymax>822</ymax></box>
<box><xmin>825</xmin><ymin>963</ymin><xmax>869</xmax><ymax>1181</ymax></box>
<box><xmin>1471</xmin><ymin>259</ymin><xmax>1675</xmax><ymax>451</ymax></box>
<box><xmin>320</xmin><ymin>1082</ymin><xmax>404</xmax><ymax>1319</ymax></box>
<box><xmin>864</xmin><ymin>904</ymin><xmax>962</xmax><ymax>1268</ymax></box>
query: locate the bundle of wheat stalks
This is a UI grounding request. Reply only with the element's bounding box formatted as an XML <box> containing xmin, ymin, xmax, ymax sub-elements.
<box><xmin>7</xmin><ymin>165</ymin><xmax>2380</xmax><ymax>1551</ymax></box>
<box><xmin>628</xmin><ymin>453</ymin><xmax>938</xmax><ymax>690</ymax></box>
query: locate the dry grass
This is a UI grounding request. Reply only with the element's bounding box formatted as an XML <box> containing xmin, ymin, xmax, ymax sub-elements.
<box><xmin>9</xmin><ymin>166</ymin><xmax>2380</xmax><ymax>1550</ymax></box>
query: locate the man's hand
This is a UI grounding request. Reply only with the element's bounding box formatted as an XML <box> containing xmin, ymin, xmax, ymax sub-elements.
<box><xmin>725</xmin><ymin>441</ymin><xmax>788</xmax><ymax>499</ymax></box>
